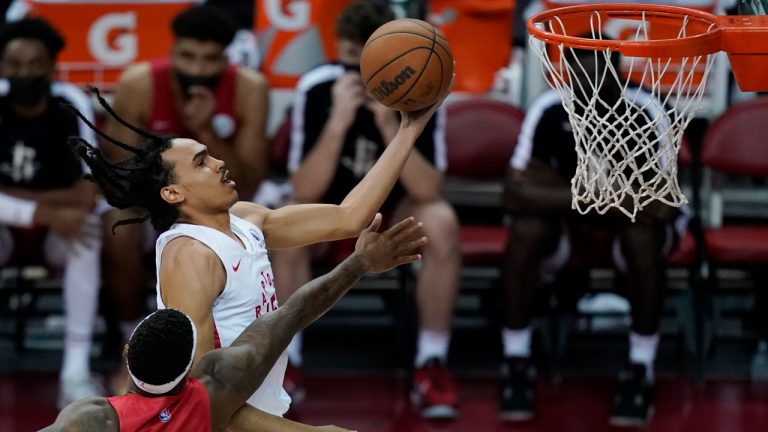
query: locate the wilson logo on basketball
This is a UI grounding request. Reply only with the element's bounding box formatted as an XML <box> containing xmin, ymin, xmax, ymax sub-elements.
<box><xmin>371</xmin><ymin>65</ymin><xmax>417</xmax><ymax>101</ymax></box>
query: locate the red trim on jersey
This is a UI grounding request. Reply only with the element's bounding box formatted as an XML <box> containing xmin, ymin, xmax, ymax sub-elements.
<box><xmin>212</xmin><ymin>320</ymin><xmax>221</xmax><ymax>349</ymax></box>
<box><xmin>147</xmin><ymin>59</ymin><xmax>238</xmax><ymax>138</ymax></box>
<box><xmin>106</xmin><ymin>377</ymin><xmax>211</xmax><ymax>432</ymax></box>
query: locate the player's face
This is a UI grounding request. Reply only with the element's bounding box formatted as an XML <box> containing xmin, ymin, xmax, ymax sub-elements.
<box><xmin>337</xmin><ymin>39</ymin><xmax>363</xmax><ymax>71</ymax></box>
<box><xmin>0</xmin><ymin>38</ymin><xmax>54</xmax><ymax>107</ymax></box>
<box><xmin>171</xmin><ymin>38</ymin><xmax>228</xmax><ymax>95</ymax></box>
<box><xmin>160</xmin><ymin>138</ymin><xmax>238</xmax><ymax>213</ymax></box>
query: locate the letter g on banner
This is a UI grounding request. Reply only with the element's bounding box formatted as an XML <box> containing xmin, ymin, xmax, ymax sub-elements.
<box><xmin>266</xmin><ymin>0</ymin><xmax>310</xmax><ymax>31</ymax></box>
<box><xmin>88</xmin><ymin>12</ymin><xmax>137</xmax><ymax>66</ymax></box>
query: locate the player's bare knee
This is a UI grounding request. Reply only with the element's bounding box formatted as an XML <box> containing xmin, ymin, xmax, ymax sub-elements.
<box><xmin>413</xmin><ymin>200</ymin><xmax>460</xmax><ymax>255</ymax></box>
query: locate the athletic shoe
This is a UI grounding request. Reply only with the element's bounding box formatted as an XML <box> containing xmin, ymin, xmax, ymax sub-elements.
<box><xmin>283</xmin><ymin>361</ymin><xmax>306</xmax><ymax>404</ymax></box>
<box><xmin>411</xmin><ymin>358</ymin><xmax>458</xmax><ymax>419</ymax></box>
<box><xmin>498</xmin><ymin>356</ymin><xmax>536</xmax><ymax>422</ymax></box>
<box><xmin>609</xmin><ymin>364</ymin><xmax>655</xmax><ymax>427</ymax></box>
<box><xmin>58</xmin><ymin>375</ymin><xmax>106</xmax><ymax>410</ymax></box>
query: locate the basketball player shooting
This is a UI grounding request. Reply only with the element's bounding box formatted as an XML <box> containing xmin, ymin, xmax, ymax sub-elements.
<box><xmin>61</xmin><ymin>80</ymin><xmax>449</xmax><ymax>427</ymax></box>
<box><xmin>41</xmin><ymin>212</ymin><xmax>426</xmax><ymax>431</ymax></box>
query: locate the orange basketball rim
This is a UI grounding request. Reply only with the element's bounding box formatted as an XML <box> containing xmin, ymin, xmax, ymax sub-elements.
<box><xmin>527</xmin><ymin>3</ymin><xmax>768</xmax><ymax>92</ymax></box>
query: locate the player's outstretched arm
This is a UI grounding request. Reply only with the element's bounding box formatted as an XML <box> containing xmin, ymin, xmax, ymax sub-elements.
<box><xmin>38</xmin><ymin>397</ymin><xmax>119</xmax><ymax>432</ymax></box>
<box><xmin>194</xmin><ymin>214</ymin><xmax>426</xmax><ymax>431</ymax></box>
<box><xmin>232</xmin><ymin>78</ymin><xmax>453</xmax><ymax>250</ymax></box>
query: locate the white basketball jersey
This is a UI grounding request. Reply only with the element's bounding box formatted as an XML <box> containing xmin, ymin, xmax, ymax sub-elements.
<box><xmin>155</xmin><ymin>214</ymin><xmax>291</xmax><ymax>416</ymax></box>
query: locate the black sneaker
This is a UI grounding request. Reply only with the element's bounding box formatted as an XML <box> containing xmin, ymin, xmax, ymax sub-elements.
<box><xmin>498</xmin><ymin>356</ymin><xmax>536</xmax><ymax>422</ymax></box>
<box><xmin>609</xmin><ymin>364</ymin><xmax>655</xmax><ymax>428</ymax></box>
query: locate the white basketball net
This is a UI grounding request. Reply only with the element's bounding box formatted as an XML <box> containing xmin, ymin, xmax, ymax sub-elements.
<box><xmin>529</xmin><ymin>11</ymin><xmax>717</xmax><ymax>220</ymax></box>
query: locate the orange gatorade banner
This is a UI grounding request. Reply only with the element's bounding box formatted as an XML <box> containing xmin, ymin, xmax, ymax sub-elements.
<box><xmin>255</xmin><ymin>0</ymin><xmax>356</xmax><ymax>89</ymax></box>
<box><xmin>27</xmin><ymin>0</ymin><xmax>194</xmax><ymax>88</ymax></box>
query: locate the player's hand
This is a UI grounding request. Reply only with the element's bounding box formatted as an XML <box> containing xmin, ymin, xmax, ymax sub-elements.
<box><xmin>182</xmin><ymin>86</ymin><xmax>217</xmax><ymax>135</ymax></box>
<box><xmin>34</xmin><ymin>204</ymin><xmax>100</xmax><ymax>246</ymax></box>
<box><xmin>398</xmin><ymin>73</ymin><xmax>454</xmax><ymax>135</ymax></box>
<box><xmin>355</xmin><ymin>213</ymin><xmax>427</xmax><ymax>273</ymax></box>
<box><xmin>330</xmin><ymin>72</ymin><xmax>367</xmax><ymax>129</ymax></box>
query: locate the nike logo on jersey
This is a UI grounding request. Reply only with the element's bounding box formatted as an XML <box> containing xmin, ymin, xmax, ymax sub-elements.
<box><xmin>233</xmin><ymin>260</ymin><xmax>241</xmax><ymax>272</ymax></box>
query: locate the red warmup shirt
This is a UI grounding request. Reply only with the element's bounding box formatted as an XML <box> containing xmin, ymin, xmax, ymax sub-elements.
<box><xmin>106</xmin><ymin>377</ymin><xmax>211</xmax><ymax>432</ymax></box>
<box><xmin>148</xmin><ymin>59</ymin><xmax>239</xmax><ymax>138</ymax></box>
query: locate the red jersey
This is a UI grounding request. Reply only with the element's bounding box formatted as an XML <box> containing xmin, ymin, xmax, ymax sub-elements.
<box><xmin>148</xmin><ymin>59</ymin><xmax>239</xmax><ymax>139</ymax></box>
<box><xmin>106</xmin><ymin>377</ymin><xmax>211</xmax><ymax>432</ymax></box>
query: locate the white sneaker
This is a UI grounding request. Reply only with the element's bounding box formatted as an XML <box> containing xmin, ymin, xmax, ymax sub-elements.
<box><xmin>58</xmin><ymin>375</ymin><xmax>106</xmax><ymax>410</ymax></box>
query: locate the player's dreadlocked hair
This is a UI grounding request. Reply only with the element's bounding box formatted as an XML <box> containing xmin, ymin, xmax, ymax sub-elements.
<box><xmin>64</xmin><ymin>88</ymin><xmax>179</xmax><ymax>233</ymax></box>
<box><xmin>128</xmin><ymin>309</ymin><xmax>194</xmax><ymax>386</ymax></box>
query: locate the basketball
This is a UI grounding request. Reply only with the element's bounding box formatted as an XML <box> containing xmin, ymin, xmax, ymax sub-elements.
<box><xmin>360</xmin><ymin>18</ymin><xmax>453</xmax><ymax>112</ymax></box>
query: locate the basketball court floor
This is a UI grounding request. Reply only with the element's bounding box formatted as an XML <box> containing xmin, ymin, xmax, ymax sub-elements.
<box><xmin>2</xmin><ymin>317</ymin><xmax>767</xmax><ymax>432</ymax></box>
<box><xmin>3</xmin><ymin>373</ymin><xmax>767</xmax><ymax>432</ymax></box>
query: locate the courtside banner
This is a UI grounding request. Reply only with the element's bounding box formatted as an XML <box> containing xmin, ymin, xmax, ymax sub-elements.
<box><xmin>28</xmin><ymin>0</ymin><xmax>194</xmax><ymax>88</ymax></box>
<box><xmin>255</xmin><ymin>0</ymin><xmax>355</xmax><ymax>88</ymax></box>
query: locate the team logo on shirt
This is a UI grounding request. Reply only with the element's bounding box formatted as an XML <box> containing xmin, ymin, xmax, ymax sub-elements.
<box><xmin>341</xmin><ymin>137</ymin><xmax>378</xmax><ymax>179</ymax></box>
<box><xmin>0</xmin><ymin>140</ymin><xmax>40</xmax><ymax>183</ymax></box>
<box><xmin>250</xmin><ymin>229</ymin><xmax>265</xmax><ymax>248</ymax></box>
<box><xmin>159</xmin><ymin>408</ymin><xmax>172</xmax><ymax>423</ymax></box>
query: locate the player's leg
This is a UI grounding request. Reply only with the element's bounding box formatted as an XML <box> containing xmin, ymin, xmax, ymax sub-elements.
<box><xmin>102</xmin><ymin>209</ymin><xmax>148</xmax><ymax>340</ymax></box>
<box><xmin>499</xmin><ymin>215</ymin><xmax>561</xmax><ymax>421</ymax></box>
<box><xmin>0</xmin><ymin>227</ymin><xmax>12</xmax><ymax>265</ymax></box>
<box><xmin>44</xmin><ymin>217</ymin><xmax>104</xmax><ymax>408</ymax></box>
<box><xmin>752</xmin><ymin>274</ymin><xmax>768</xmax><ymax>379</ymax></box>
<box><xmin>609</xmin><ymin>219</ymin><xmax>668</xmax><ymax>427</ymax></box>
<box><xmin>102</xmin><ymin>209</ymin><xmax>150</xmax><ymax>394</ymax></box>
<box><xmin>391</xmin><ymin>196</ymin><xmax>461</xmax><ymax>419</ymax></box>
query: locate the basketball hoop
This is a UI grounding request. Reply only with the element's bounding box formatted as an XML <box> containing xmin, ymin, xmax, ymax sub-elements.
<box><xmin>527</xmin><ymin>3</ymin><xmax>768</xmax><ymax>220</ymax></box>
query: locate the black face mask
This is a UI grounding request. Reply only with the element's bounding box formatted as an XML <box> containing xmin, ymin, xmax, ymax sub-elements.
<box><xmin>8</xmin><ymin>75</ymin><xmax>50</xmax><ymax>108</ymax></box>
<box><xmin>341</xmin><ymin>63</ymin><xmax>360</xmax><ymax>74</ymax></box>
<box><xmin>174</xmin><ymin>70</ymin><xmax>222</xmax><ymax>96</ymax></box>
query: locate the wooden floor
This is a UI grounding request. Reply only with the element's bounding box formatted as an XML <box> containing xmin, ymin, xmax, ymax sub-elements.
<box><xmin>4</xmin><ymin>373</ymin><xmax>768</xmax><ymax>432</ymax></box>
